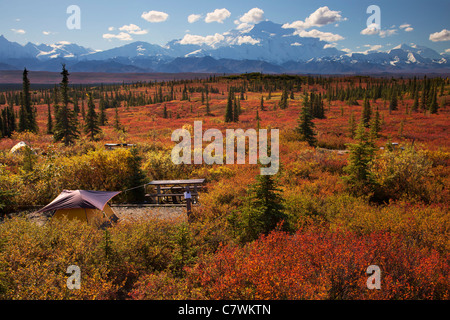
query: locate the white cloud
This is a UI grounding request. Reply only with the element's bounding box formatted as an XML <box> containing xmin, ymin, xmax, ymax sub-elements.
<box><xmin>239</xmin><ymin>8</ymin><xmax>264</xmax><ymax>24</ymax></box>
<box><xmin>400</xmin><ymin>24</ymin><xmax>414</xmax><ymax>32</ymax></box>
<box><xmin>233</xmin><ymin>8</ymin><xmax>264</xmax><ymax>31</ymax></box>
<box><xmin>179</xmin><ymin>33</ymin><xmax>225</xmax><ymax>47</ymax></box>
<box><xmin>323</xmin><ymin>43</ymin><xmax>337</xmax><ymax>49</ymax></box>
<box><xmin>364</xmin><ymin>44</ymin><xmax>383</xmax><ymax>51</ymax></box>
<box><xmin>283</xmin><ymin>6</ymin><xmax>344</xmax><ymax>31</ymax></box>
<box><xmin>103</xmin><ymin>32</ymin><xmax>133</xmax><ymax>41</ymax></box>
<box><xmin>236</xmin><ymin>22</ymin><xmax>251</xmax><ymax>30</ymax></box>
<box><xmin>361</xmin><ymin>24</ymin><xmax>397</xmax><ymax>38</ymax></box>
<box><xmin>11</xmin><ymin>29</ymin><xmax>26</xmax><ymax>34</ymax></box>
<box><xmin>205</xmin><ymin>8</ymin><xmax>231</xmax><ymax>24</ymax></box>
<box><xmin>108</xmin><ymin>27</ymin><xmax>115</xmax><ymax>31</ymax></box>
<box><xmin>361</xmin><ymin>24</ymin><xmax>380</xmax><ymax>35</ymax></box>
<box><xmin>141</xmin><ymin>10</ymin><xmax>169</xmax><ymax>23</ymax></box>
<box><xmin>119</xmin><ymin>24</ymin><xmax>148</xmax><ymax>35</ymax></box>
<box><xmin>42</xmin><ymin>31</ymin><xmax>53</xmax><ymax>35</ymax></box>
<box><xmin>291</xmin><ymin>42</ymin><xmax>303</xmax><ymax>46</ymax></box>
<box><xmin>235</xmin><ymin>35</ymin><xmax>260</xmax><ymax>45</ymax></box>
<box><xmin>379</xmin><ymin>29</ymin><xmax>397</xmax><ymax>38</ymax></box>
<box><xmin>296</xmin><ymin>29</ymin><xmax>344</xmax><ymax>42</ymax></box>
<box><xmin>188</xmin><ymin>14</ymin><xmax>201</xmax><ymax>24</ymax></box>
<box><xmin>429</xmin><ymin>29</ymin><xmax>450</xmax><ymax>42</ymax></box>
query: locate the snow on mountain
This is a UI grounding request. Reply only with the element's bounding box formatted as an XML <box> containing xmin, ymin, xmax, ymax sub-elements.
<box><xmin>168</xmin><ymin>21</ymin><xmax>343</xmax><ymax>63</ymax></box>
<box><xmin>85</xmin><ymin>41</ymin><xmax>170</xmax><ymax>61</ymax></box>
<box><xmin>391</xmin><ymin>44</ymin><xmax>442</xmax><ymax>60</ymax></box>
<box><xmin>0</xmin><ymin>21</ymin><xmax>449</xmax><ymax>74</ymax></box>
<box><xmin>31</xmin><ymin>41</ymin><xmax>95</xmax><ymax>60</ymax></box>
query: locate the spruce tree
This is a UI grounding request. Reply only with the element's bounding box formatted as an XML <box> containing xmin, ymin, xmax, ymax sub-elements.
<box><xmin>279</xmin><ymin>87</ymin><xmax>289</xmax><ymax>109</ymax></box>
<box><xmin>233</xmin><ymin>98</ymin><xmax>239</xmax><ymax>122</ymax></box>
<box><xmin>389</xmin><ymin>86</ymin><xmax>398</xmax><ymax>111</ymax></box>
<box><xmin>113</xmin><ymin>105</ymin><xmax>121</xmax><ymax>131</ymax></box>
<box><xmin>256</xmin><ymin>110</ymin><xmax>261</xmax><ymax>130</ymax></box>
<box><xmin>362</xmin><ymin>96</ymin><xmax>372</xmax><ymax>127</ymax></box>
<box><xmin>369</xmin><ymin>109</ymin><xmax>381</xmax><ymax>139</ymax></box>
<box><xmin>19</xmin><ymin>68</ymin><xmax>37</xmax><ymax>133</ymax></box>
<box><xmin>296</xmin><ymin>105</ymin><xmax>317</xmax><ymax>147</ymax></box>
<box><xmin>348</xmin><ymin>111</ymin><xmax>356</xmax><ymax>139</ymax></box>
<box><xmin>420</xmin><ymin>84</ymin><xmax>427</xmax><ymax>110</ymax></box>
<box><xmin>84</xmin><ymin>94</ymin><xmax>101</xmax><ymax>140</ymax></box>
<box><xmin>98</xmin><ymin>97</ymin><xmax>107</xmax><ymax>125</ymax></box>
<box><xmin>343</xmin><ymin>119</ymin><xmax>376</xmax><ymax>195</ymax></box>
<box><xmin>46</xmin><ymin>102</ymin><xmax>53</xmax><ymax>134</ymax></box>
<box><xmin>53</xmin><ymin>65</ymin><xmax>79</xmax><ymax>145</ymax></box>
<box><xmin>429</xmin><ymin>87</ymin><xmax>438</xmax><ymax>114</ymax></box>
<box><xmin>411</xmin><ymin>89</ymin><xmax>419</xmax><ymax>112</ymax></box>
<box><xmin>230</xmin><ymin>173</ymin><xmax>287</xmax><ymax>244</ymax></box>
<box><xmin>225</xmin><ymin>90</ymin><xmax>234</xmax><ymax>123</ymax></box>
<box><xmin>205</xmin><ymin>96</ymin><xmax>211</xmax><ymax>116</ymax></box>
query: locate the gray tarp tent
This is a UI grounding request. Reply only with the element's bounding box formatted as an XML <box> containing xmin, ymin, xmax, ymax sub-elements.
<box><xmin>36</xmin><ymin>190</ymin><xmax>121</xmax><ymax>223</ymax></box>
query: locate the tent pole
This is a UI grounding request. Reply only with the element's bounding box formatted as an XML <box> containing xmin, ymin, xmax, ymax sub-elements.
<box><xmin>84</xmin><ymin>208</ymin><xmax>88</xmax><ymax>223</ymax></box>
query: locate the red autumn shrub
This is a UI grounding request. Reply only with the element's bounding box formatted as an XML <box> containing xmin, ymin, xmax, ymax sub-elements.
<box><xmin>185</xmin><ymin>227</ymin><xmax>450</xmax><ymax>300</ymax></box>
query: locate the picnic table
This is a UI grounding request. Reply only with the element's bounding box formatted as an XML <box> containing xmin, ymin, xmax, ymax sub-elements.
<box><xmin>145</xmin><ymin>179</ymin><xmax>206</xmax><ymax>205</ymax></box>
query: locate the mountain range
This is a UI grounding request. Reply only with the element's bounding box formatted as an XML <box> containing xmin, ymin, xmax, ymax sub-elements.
<box><xmin>1</xmin><ymin>21</ymin><xmax>449</xmax><ymax>74</ymax></box>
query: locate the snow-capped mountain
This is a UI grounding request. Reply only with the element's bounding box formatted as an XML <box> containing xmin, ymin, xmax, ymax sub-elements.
<box><xmin>180</xmin><ymin>21</ymin><xmax>344</xmax><ymax>64</ymax></box>
<box><xmin>0</xmin><ymin>36</ymin><xmax>95</xmax><ymax>61</ymax></box>
<box><xmin>0</xmin><ymin>20</ymin><xmax>448</xmax><ymax>74</ymax></box>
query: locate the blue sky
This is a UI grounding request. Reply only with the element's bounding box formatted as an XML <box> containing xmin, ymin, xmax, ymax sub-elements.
<box><xmin>1</xmin><ymin>0</ymin><xmax>449</xmax><ymax>54</ymax></box>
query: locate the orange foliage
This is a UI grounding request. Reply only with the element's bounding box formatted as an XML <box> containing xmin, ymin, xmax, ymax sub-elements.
<box><xmin>185</xmin><ymin>228</ymin><xmax>450</xmax><ymax>300</ymax></box>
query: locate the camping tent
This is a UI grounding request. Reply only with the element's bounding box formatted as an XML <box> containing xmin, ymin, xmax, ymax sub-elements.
<box><xmin>35</xmin><ymin>190</ymin><xmax>121</xmax><ymax>224</ymax></box>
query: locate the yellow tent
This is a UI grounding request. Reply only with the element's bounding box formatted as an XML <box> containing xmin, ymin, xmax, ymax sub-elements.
<box><xmin>52</xmin><ymin>204</ymin><xmax>117</xmax><ymax>224</ymax></box>
<box><xmin>35</xmin><ymin>190</ymin><xmax>121</xmax><ymax>225</ymax></box>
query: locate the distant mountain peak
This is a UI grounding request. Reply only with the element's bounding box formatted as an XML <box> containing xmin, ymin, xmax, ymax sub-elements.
<box><xmin>0</xmin><ymin>24</ymin><xmax>448</xmax><ymax>74</ymax></box>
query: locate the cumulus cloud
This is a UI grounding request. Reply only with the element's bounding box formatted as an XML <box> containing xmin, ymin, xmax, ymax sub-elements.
<box><xmin>119</xmin><ymin>24</ymin><xmax>148</xmax><ymax>35</ymax></box>
<box><xmin>296</xmin><ymin>29</ymin><xmax>344</xmax><ymax>42</ymax></box>
<box><xmin>239</xmin><ymin>8</ymin><xmax>264</xmax><ymax>24</ymax></box>
<box><xmin>361</xmin><ymin>23</ymin><xmax>380</xmax><ymax>35</ymax></box>
<box><xmin>379</xmin><ymin>29</ymin><xmax>397</xmax><ymax>38</ymax></box>
<box><xmin>429</xmin><ymin>29</ymin><xmax>450</xmax><ymax>42</ymax></box>
<box><xmin>283</xmin><ymin>6</ymin><xmax>344</xmax><ymax>31</ymax></box>
<box><xmin>141</xmin><ymin>10</ymin><xmax>169</xmax><ymax>23</ymax></box>
<box><xmin>234</xmin><ymin>36</ymin><xmax>260</xmax><ymax>45</ymax></box>
<box><xmin>323</xmin><ymin>43</ymin><xmax>337</xmax><ymax>49</ymax></box>
<box><xmin>234</xmin><ymin>8</ymin><xmax>264</xmax><ymax>30</ymax></box>
<box><xmin>103</xmin><ymin>32</ymin><xmax>133</xmax><ymax>41</ymax></box>
<box><xmin>205</xmin><ymin>8</ymin><xmax>231</xmax><ymax>23</ymax></box>
<box><xmin>108</xmin><ymin>27</ymin><xmax>115</xmax><ymax>31</ymax></box>
<box><xmin>399</xmin><ymin>24</ymin><xmax>414</xmax><ymax>32</ymax></box>
<box><xmin>11</xmin><ymin>29</ymin><xmax>26</xmax><ymax>34</ymax></box>
<box><xmin>361</xmin><ymin>24</ymin><xmax>397</xmax><ymax>38</ymax></box>
<box><xmin>188</xmin><ymin>14</ymin><xmax>202</xmax><ymax>23</ymax></box>
<box><xmin>42</xmin><ymin>31</ymin><xmax>54</xmax><ymax>35</ymax></box>
<box><xmin>364</xmin><ymin>44</ymin><xmax>383</xmax><ymax>51</ymax></box>
<box><xmin>179</xmin><ymin>33</ymin><xmax>225</xmax><ymax>47</ymax></box>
